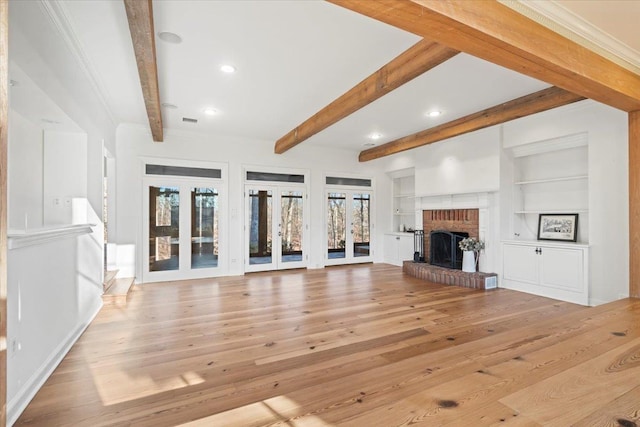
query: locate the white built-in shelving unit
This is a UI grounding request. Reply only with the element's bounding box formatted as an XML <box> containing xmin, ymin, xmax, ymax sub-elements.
<box><xmin>502</xmin><ymin>132</ymin><xmax>590</xmax><ymax>305</ymax></box>
<box><xmin>391</xmin><ymin>169</ymin><xmax>416</xmax><ymax>233</ymax></box>
<box><xmin>385</xmin><ymin>168</ymin><xmax>416</xmax><ymax>266</ymax></box>
<box><xmin>510</xmin><ymin>134</ymin><xmax>589</xmax><ymax>243</ymax></box>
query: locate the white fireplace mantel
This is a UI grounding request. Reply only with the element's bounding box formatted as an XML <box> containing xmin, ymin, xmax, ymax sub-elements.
<box><xmin>417</xmin><ymin>191</ymin><xmax>493</xmax><ymax>211</ymax></box>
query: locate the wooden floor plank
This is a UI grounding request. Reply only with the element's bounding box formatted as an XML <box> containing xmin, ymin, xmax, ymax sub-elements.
<box><xmin>500</xmin><ymin>337</ymin><xmax>640</xmax><ymax>426</ymax></box>
<box><xmin>14</xmin><ymin>264</ymin><xmax>640</xmax><ymax>426</ymax></box>
<box><xmin>572</xmin><ymin>384</ymin><xmax>640</xmax><ymax>427</ymax></box>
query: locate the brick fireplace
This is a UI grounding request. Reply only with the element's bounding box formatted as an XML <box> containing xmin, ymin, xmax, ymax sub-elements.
<box><xmin>404</xmin><ymin>207</ymin><xmax>495</xmax><ymax>290</ymax></box>
<box><xmin>422</xmin><ymin>209</ymin><xmax>479</xmax><ymax>263</ymax></box>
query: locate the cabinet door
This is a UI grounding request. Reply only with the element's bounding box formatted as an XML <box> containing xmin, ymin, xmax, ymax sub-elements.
<box><xmin>539</xmin><ymin>247</ymin><xmax>583</xmax><ymax>292</ymax></box>
<box><xmin>399</xmin><ymin>235</ymin><xmax>415</xmax><ymax>262</ymax></box>
<box><xmin>383</xmin><ymin>234</ymin><xmax>400</xmax><ymax>265</ymax></box>
<box><xmin>503</xmin><ymin>244</ymin><xmax>538</xmax><ymax>285</ymax></box>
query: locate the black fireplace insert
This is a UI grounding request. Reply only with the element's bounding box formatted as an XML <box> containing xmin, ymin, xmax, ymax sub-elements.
<box><xmin>429</xmin><ymin>230</ymin><xmax>469</xmax><ymax>269</ymax></box>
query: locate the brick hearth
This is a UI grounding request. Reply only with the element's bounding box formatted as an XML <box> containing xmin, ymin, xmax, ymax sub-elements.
<box><xmin>403</xmin><ymin>261</ymin><xmax>497</xmax><ymax>290</ymax></box>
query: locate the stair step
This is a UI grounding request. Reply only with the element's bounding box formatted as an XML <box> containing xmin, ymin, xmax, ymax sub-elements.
<box><xmin>102</xmin><ymin>277</ymin><xmax>135</xmax><ymax>307</ymax></box>
<box><xmin>103</xmin><ymin>269</ymin><xmax>119</xmax><ymax>292</ymax></box>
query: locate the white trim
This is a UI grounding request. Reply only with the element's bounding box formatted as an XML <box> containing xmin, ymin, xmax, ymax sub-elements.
<box><xmin>416</xmin><ymin>190</ymin><xmax>496</xmax><ymax>202</ymax></box>
<box><xmin>510</xmin><ymin>132</ymin><xmax>588</xmax><ymax>158</ymax></box>
<box><xmin>8</xmin><ymin>224</ymin><xmax>94</xmax><ymax>250</ymax></box>
<box><xmin>387</xmin><ymin>167</ymin><xmax>415</xmax><ymax>180</ymax></box>
<box><xmin>38</xmin><ymin>0</ymin><xmax>118</xmax><ymax>126</ymax></box>
<box><xmin>322</xmin><ymin>171</ymin><xmax>376</xmax><ymax>192</ymax></box>
<box><xmin>141</xmin><ymin>156</ymin><xmax>229</xmax><ymax>179</ymax></box>
<box><xmin>501</xmin><ymin>0</ymin><xmax>640</xmax><ymax>73</ymax></box>
<box><xmin>243</xmin><ymin>164</ymin><xmax>309</xmax><ymax>183</ymax></box>
<box><xmin>501</xmin><ymin>238</ymin><xmax>589</xmax><ymax>250</ymax></box>
<box><xmin>7</xmin><ymin>298</ymin><xmax>102</xmax><ymax>426</ymax></box>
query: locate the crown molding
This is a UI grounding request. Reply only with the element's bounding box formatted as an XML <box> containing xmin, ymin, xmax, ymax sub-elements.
<box><xmin>501</xmin><ymin>0</ymin><xmax>640</xmax><ymax>75</ymax></box>
<box><xmin>38</xmin><ymin>0</ymin><xmax>117</xmax><ymax>127</ymax></box>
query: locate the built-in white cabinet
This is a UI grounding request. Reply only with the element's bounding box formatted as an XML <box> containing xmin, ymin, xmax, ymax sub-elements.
<box><xmin>502</xmin><ymin>240</ymin><xmax>589</xmax><ymax>305</ymax></box>
<box><xmin>390</xmin><ymin>169</ymin><xmax>415</xmax><ymax>233</ymax></box>
<box><xmin>384</xmin><ymin>232</ymin><xmax>414</xmax><ymax>266</ymax></box>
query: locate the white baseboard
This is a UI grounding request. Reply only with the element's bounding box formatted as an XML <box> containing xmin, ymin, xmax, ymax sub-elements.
<box><xmin>7</xmin><ymin>298</ymin><xmax>103</xmax><ymax>426</ymax></box>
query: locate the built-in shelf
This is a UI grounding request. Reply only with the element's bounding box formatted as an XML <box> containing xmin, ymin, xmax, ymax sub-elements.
<box><xmin>514</xmin><ymin>175</ymin><xmax>588</xmax><ymax>185</ymax></box>
<box><xmin>390</xmin><ymin>170</ymin><xmax>415</xmax><ymax>233</ymax></box>
<box><xmin>509</xmin><ymin>140</ymin><xmax>589</xmax><ymax>243</ymax></box>
<box><xmin>504</xmin><ymin>238</ymin><xmax>589</xmax><ymax>249</ymax></box>
<box><xmin>514</xmin><ymin>210</ymin><xmax>589</xmax><ymax>214</ymax></box>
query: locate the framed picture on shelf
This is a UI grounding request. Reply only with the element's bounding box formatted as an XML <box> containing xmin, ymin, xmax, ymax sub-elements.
<box><xmin>537</xmin><ymin>213</ymin><xmax>578</xmax><ymax>242</ymax></box>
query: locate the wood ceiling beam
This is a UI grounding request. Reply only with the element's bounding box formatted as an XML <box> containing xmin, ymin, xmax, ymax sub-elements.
<box><xmin>274</xmin><ymin>38</ymin><xmax>458</xmax><ymax>154</ymax></box>
<box><xmin>630</xmin><ymin>110</ymin><xmax>640</xmax><ymax>298</ymax></box>
<box><xmin>359</xmin><ymin>86</ymin><xmax>584</xmax><ymax>162</ymax></box>
<box><xmin>328</xmin><ymin>0</ymin><xmax>640</xmax><ymax>112</ymax></box>
<box><xmin>124</xmin><ymin>0</ymin><xmax>163</xmax><ymax>142</ymax></box>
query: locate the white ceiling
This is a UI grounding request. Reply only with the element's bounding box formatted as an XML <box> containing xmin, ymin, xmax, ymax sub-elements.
<box><xmin>12</xmin><ymin>0</ymin><xmax>640</xmax><ymax>153</ymax></box>
<box><xmin>555</xmin><ymin>0</ymin><xmax>640</xmax><ymax>54</ymax></box>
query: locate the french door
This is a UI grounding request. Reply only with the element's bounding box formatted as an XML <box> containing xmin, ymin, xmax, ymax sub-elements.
<box><xmin>143</xmin><ymin>177</ymin><xmax>224</xmax><ymax>282</ymax></box>
<box><xmin>325</xmin><ymin>190</ymin><xmax>373</xmax><ymax>265</ymax></box>
<box><xmin>245</xmin><ymin>185</ymin><xmax>307</xmax><ymax>272</ymax></box>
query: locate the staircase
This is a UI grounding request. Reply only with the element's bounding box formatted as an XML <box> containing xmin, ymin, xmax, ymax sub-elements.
<box><xmin>102</xmin><ymin>270</ymin><xmax>135</xmax><ymax>307</ymax></box>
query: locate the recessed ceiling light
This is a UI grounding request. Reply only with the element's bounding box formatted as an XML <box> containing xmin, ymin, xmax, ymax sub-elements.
<box><xmin>203</xmin><ymin>108</ymin><xmax>218</xmax><ymax>116</ymax></box>
<box><xmin>220</xmin><ymin>64</ymin><xmax>236</xmax><ymax>74</ymax></box>
<box><xmin>369</xmin><ymin>133</ymin><xmax>382</xmax><ymax>140</ymax></box>
<box><xmin>158</xmin><ymin>32</ymin><xmax>182</xmax><ymax>44</ymax></box>
<box><xmin>426</xmin><ymin>110</ymin><xmax>442</xmax><ymax>118</ymax></box>
<box><xmin>161</xmin><ymin>103</ymin><xmax>178</xmax><ymax>109</ymax></box>
<box><xmin>363</xmin><ymin>142</ymin><xmax>376</xmax><ymax>148</ymax></box>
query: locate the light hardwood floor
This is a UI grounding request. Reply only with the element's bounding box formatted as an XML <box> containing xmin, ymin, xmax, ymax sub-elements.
<box><xmin>16</xmin><ymin>264</ymin><xmax>640</xmax><ymax>426</ymax></box>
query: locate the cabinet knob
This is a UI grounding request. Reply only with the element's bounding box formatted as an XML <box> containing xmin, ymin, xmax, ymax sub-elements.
<box><xmin>396</xmin><ymin>237</ymin><xmax>400</xmax><ymax>240</ymax></box>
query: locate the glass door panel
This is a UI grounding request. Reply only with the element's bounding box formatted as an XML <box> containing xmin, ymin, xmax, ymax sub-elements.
<box><xmin>280</xmin><ymin>191</ymin><xmax>304</xmax><ymax>264</ymax></box>
<box><xmin>352</xmin><ymin>193</ymin><xmax>370</xmax><ymax>257</ymax></box>
<box><xmin>149</xmin><ymin>186</ymin><xmax>180</xmax><ymax>272</ymax></box>
<box><xmin>191</xmin><ymin>187</ymin><xmax>219</xmax><ymax>269</ymax></box>
<box><xmin>248</xmin><ymin>189</ymin><xmax>273</xmax><ymax>266</ymax></box>
<box><xmin>326</xmin><ymin>190</ymin><xmax>373</xmax><ymax>265</ymax></box>
<box><xmin>144</xmin><ymin>178</ymin><xmax>225</xmax><ymax>283</ymax></box>
<box><xmin>246</xmin><ymin>185</ymin><xmax>307</xmax><ymax>272</ymax></box>
<box><xmin>327</xmin><ymin>192</ymin><xmax>346</xmax><ymax>259</ymax></box>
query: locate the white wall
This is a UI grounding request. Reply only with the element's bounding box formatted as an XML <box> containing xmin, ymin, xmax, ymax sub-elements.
<box><xmin>7</xmin><ymin>3</ymin><xmax>118</xmax><ymax>422</ymax></box>
<box><xmin>43</xmin><ymin>130</ymin><xmax>88</xmax><ymax>225</ymax></box>
<box><xmin>10</xmin><ymin>0</ymin><xmax>115</xmax><ymax>217</ymax></box>
<box><xmin>413</xmin><ymin>128</ymin><xmax>501</xmax><ymax>197</ymax></box>
<box><xmin>8</xmin><ymin>110</ymin><xmax>44</xmax><ymax>230</ymax></box>
<box><xmin>116</xmin><ymin>125</ymin><xmax>392</xmax><ymax>281</ymax></box>
<box><xmin>7</xmin><ymin>228</ymin><xmax>103</xmax><ymax>426</ymax></box>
